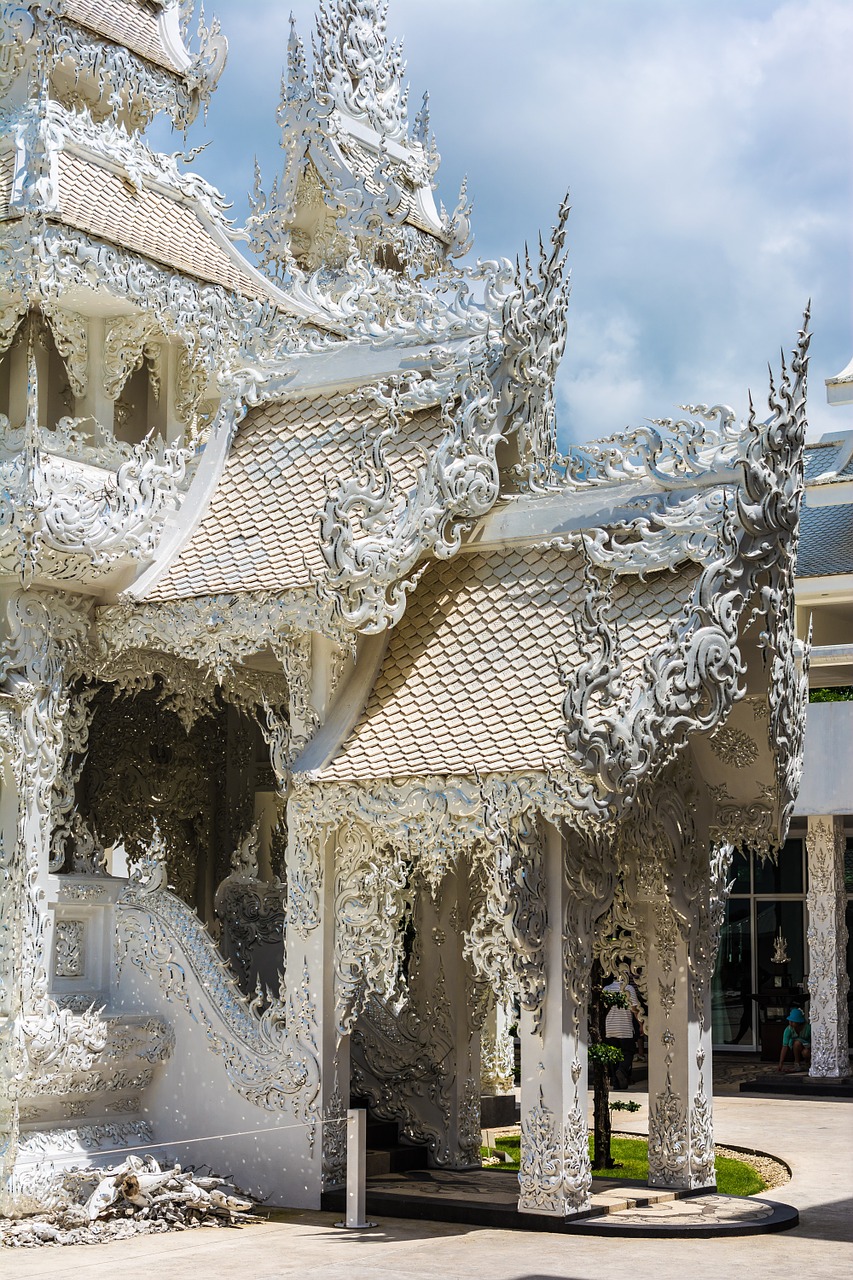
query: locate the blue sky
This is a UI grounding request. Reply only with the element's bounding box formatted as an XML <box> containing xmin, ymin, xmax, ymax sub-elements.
<box><xmin>165</xmin><ymin>0</ymin><xmax>852</xmax><ymax>448</ymax></box>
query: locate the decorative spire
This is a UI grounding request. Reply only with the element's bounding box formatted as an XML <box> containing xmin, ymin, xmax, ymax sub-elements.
<box><xmin>445</xmin><ymin>175</ymin><xmax>474</xmax><ymax>259</ymax></box>
<box><xmin>313</xmin><ymin>0</ymin><xmax>409</xmax><ymax>140</ymax></box>
<box><xmin>285</xmin><ymin>12</ymin><xmax>310</xmax><ymax>102</ymax></box>
<box><xmin>414</xmin><ymin>90</ymin><xmax>440</xmax><ymax>187</ymax></box>
<box><xmin>499</xmin><ymin>194</ymin><xmax>572</xmax><ymax>482</ymax></box>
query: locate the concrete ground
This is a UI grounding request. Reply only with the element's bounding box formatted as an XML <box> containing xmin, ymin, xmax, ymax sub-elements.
<box><xmin>8</xmin><ymin>1092</ymin><xmax>852</xmax><ymax>1280</ymax></box>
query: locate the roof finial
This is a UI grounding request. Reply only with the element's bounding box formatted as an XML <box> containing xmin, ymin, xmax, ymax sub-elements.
<box><xmin>285</xmin><ymin>12</ymin><xmax>309</xmax><ymax>101</ymax></box>
<box><xmin>313</xmin><ymin>0</ymin><xmax>409</xmax><ymax>140</ymax></box>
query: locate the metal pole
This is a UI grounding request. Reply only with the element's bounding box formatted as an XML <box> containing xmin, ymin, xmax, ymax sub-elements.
<box><xmin>335</xmin><ymin>1108</ymin><xmax>376</xmax><ymax>1229</ymax></box>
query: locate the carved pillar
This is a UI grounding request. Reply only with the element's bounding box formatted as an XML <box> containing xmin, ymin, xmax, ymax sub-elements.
<box><xmin>0</xmin><ymin>590</ymin><xmax>91</xmax><ymax>1204</ymax></box>
<box><xmin>0</xmin><ymin>590</ymin><xmax>88</xmax><ymax>1013</ymax></box>
<box><xmin>643</xmin><ymin>901</ymin><xmax>712</xmax><ymax>1188</ymax></box>
<box><xmin>75</xmin><ymin>317</ymin><xmax>114</xmax><ymax>437</ymax></box>
<box><xmin>627</xmin><ymin>769</ymin><xmax>720</xmax><ymax>1192</ymax></box>
<box><xmin>518</xmin><ymin>819</ymin><xmax>605</xmax><ymax>1217</ymax></box>
<box><xmin>414</xmin><ymin>865</ymin><xmax>482</xmax><ymax>1169</ymax></box>
<box><xmin>480</xmin><ymin>998</ymin><xmax>514</xmax><ymax>1096</ymax></box>
<box><xmin>806</xmin><ymin>816</ymin><xmax>850</xmax><ymax>1078</ymax></box>
<box><xmin>283</xmin><ymin>795</ymin><xmax>349</xmax><ymax>1200</ymax></box>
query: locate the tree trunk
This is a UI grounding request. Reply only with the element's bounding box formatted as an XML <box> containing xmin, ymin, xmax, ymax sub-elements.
<box><xmin>589</xmin><ymin>959</ymin><xmax>614</xmax><ymax>1170</ymax></box>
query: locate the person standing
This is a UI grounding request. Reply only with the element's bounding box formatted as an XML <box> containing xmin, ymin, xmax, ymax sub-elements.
<box><xmin>604</xmin><ymin>976</ymin><xmax>645</xmax><ymax>1089</ymax></box>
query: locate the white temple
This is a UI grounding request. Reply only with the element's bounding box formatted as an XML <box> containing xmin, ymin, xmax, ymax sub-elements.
<box><xmin>0</xmin><ymin>0</ymin><xmax>814</xmax><ymax>1217</ymax></box>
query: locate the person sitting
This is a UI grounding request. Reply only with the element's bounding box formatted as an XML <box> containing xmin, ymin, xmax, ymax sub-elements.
<box><xmin>778</xmin><ymin>1008</ymin><xmax>811</xmax><ymax>1072</ymax></box>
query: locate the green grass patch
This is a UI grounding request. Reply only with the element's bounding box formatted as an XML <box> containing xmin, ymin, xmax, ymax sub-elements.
<box><xmin>479</xmin><ymin>1135</ymin><xmax>766</xmax><ymax>1195</ymax></box>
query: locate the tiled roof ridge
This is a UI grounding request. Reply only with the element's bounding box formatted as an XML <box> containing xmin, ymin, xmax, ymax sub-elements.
<box><xmin>63</xmin><ymin>0</ymin><xmax>186</xmax><ymax>77</ymax></box>
<box><xmin>53</xmin><ymin>149</ymin><xmax>287</xmax><ymax>305</ymax></box>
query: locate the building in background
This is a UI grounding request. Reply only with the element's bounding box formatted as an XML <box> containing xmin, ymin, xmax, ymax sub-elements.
<box><xmin>712</xmin><ymin>369</ymin><xmax>853</xmax><ymax>1074</ymax></box>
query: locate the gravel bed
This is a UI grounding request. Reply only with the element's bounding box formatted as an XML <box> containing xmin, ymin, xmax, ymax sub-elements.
<box><xmin>714</xmin><ymin>1143</ymin><xmax>791</xmax><ymax>1190</ymax></box>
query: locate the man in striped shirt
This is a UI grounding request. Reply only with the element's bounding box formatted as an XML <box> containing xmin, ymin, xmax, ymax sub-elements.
<box><xmin>604</xmin><ymin>977</ymin><xmax>645</xmax><ymax>1089</ymax></box>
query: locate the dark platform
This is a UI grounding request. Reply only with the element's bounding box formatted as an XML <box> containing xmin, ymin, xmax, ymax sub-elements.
<box><xmin>320</xmin><ymin>1168</ymin><xmax>799</xmax><ymax>1237</ymax></box>
<box><xmin>740</xmin><ymin>1072</ymin><xmax>853</xmax><ymax>1098</ymax></box>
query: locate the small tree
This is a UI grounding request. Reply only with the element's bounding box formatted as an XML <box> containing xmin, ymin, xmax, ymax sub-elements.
<box><xmin>588</xmin><ymin>959</ymin><xmax>629</xmax><ymax>1171</ymax></box>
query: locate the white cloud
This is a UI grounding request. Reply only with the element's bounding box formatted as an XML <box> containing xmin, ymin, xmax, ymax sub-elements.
<box><xmin>180</xmin><ymin>0</ymin><xmax>851</xmax><ymax>443</ymax></box>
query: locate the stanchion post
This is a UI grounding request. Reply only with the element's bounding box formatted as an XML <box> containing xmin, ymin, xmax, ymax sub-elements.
<box><xmin>335</xmin><ymin>1107</ymin><xmax>376</xmax><ymax>1230</ymax></box>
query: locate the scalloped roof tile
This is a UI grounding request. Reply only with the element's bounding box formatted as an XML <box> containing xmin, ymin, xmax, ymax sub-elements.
<box><xmin>798</xmin><ymin>501</ymin><xmax>853</xmax><ymax>578</ymax></box>
<box><xmin>144</xmin><ymin>393</ymin><xmax>447</xmax><ymax>600</ymax></box>
<box><xmin>64</xmin><ymin>0</ymin><xmax>185</xmax><ymax>75</ymax></box>
<box><xmin>55</xmin><ymin>151</ymin><xmax>279</xmax><ymax>302</ymax></box>
<box><xmin>320</xmin><ymin>546</ymin><xmax>700</xmax><ymax>781</ymax></box>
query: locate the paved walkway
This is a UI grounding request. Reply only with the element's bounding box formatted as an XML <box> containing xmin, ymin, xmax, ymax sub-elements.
<box><xmin>8</xmin><ymin>1093</ymin><xmax>852</xmax><ymax>1280</ymax></box>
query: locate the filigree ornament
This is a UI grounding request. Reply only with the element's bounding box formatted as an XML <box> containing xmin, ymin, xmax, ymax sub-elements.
<box><xmin>32</xmin><ymin>0</ymin><xmax>226</xmax><ymax>132</ymax></box>
<box><xmin>319</xmin><ymin>361</ymin><xmax>502</xmax><ymax>631</ymax></box>
<box><xmin>333</xmin><ymin>823</ymin><xmax>409</xmax><ymax>1033</ymax></box>
<box><xmin>118</xmin><ymin>851</ymin><xmax>319</xmax><ymax>1118</ymax></box>
<box><xmin>517</xmin><ymin>1096</ymin><xmax>590</xmax><ymax>1216</ymax></box>
<box><xmin>556</xmin><ymin>317</ymin><xmax>811</xmax><ymax>845</ymax></box>
<box><xmin>464</xmin><ymin>811</ymin><xmax>547</xmax><ymax>1027</ymax></box>
<box><xmin>806</xmin><ymin>819</ymin><xmax>850</xmax><ymax>1077</ymax></box>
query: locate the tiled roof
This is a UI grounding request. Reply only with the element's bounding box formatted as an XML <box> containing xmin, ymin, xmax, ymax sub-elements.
<box><xmin>145</xmin><ymin>393</ymin><xmax>446</xmax><ymax>600</ymax></box>
<box><xmin>798</xmin><ymin>501</ymin><xmax>853</xmax><ymax>578</ymax></box>
<box><xmin>64</xmin><ymin>0</ymin><xmax>184</xmax><ymax>75</ymax></box>
<box><xmin>338</xmin><ymin>136</ymin><xmax>444</xmax><ymax>240</ymax></box>
<box><xmin>803</xmin><ymin>441</ymin><xmax>839</xmax><ymax>483</ymax></box>
<box><xmin>320</xmin><ymin>546</ymin><xmax>700</xmax><ymax>781</ymax></box>
<box><xmin>55</xmin><ymin>152</ymin><xmax>278</xmax><ymax>302</ymax></box>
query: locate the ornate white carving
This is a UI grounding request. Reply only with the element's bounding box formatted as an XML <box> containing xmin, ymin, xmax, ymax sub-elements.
<box><xmin>480</xmin><ymin>1015</ymin><xmax>514</xmax><ymax>1095</ymax></box>
<box><xmin>35</xmin><ymin>0</ymin><xmax>226</xmax><ymax>131</ymax></box>
<box><xmin>0</xmin><ymin>4</ymin><xmax>33</xmax><ymax>95</ymax></box>
<box><xmin>709</xmin><ymin>726</ymin><xmax>758</xmax><ymax>768</ymax></box>
<box><xmin>518</xmin><ymin>1096</ymin><xmax>590</xmax><ymax>1216</ymax></box>
<box><xmin>53</xmin><ymin>920</ymin><xmax>84</xmax><ymax>978</ymax></box>
<box><xmin>806</xmin><ymin>818</ymin><xmax>850</xmax><ymax>1077</ymax></box>
<box><xmin>558</xmin><ymin>317</ymin><xmax>811</xmax><ymax>842</ymax></box>
<box><xmin>0</xmin><ymin>335</ymin><xmax>191</xmax><ymax>584</ymax></box>
<box><xmin>41</xmin><ymin>303</ymin><xmax>88</xmax><ymax>397</ymax></box>
<box><xmin>118</xmin><ymin>845</ymin><xmax>320</xmax><ymax>1118</ymax></box>
<box><xmin>319</xmin><ymin>362</ymin><xmax>501</xmax><ymax>631</ymax></box>
<box><xmin>500</xmin><ymin>195</ymin><xmax>571</xmax><ymax>487</ymax></box>
<box><xmin>333</xmin><ymin>822</ymin><xmax>408</xmax><ymax>1033</ymax></box>
<box><xmin>214</xmin><ymin>825</ymin><xmax>286</xmax><ymax>995</ymax></box>
<box><xmin>315</xmin><ymin>1</ymin><xmax>409</xmax><ymax>139</ymax></box>
<box><xmin>648</xmin><ymin>1079</ymin><xmax>689</xmax><ymax>1188</ymax></box>
<box><xmin>97</xmin><ymin>592</ymin><xmax>345</xmax><ymax>680</ymax></box>
<box><xmin>465</xmin><ymin>811</ymin><xmax>547</xmax><ymax>1027</ymax></box>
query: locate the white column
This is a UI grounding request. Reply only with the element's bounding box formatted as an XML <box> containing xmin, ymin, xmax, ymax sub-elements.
<box><xmin>415</xmin><ymin>867</ymin><xmax>482</xmax><ymax>1168</ymax></box>
<box><xmin>76</xmin><ymin>317</ymin><xmax>114</xmax><ymax>439</ymax></box>
<box><xmin>283</xmin><ymin>812</ymin><xmax>349</xmax><ymax>1200</ymax></box>
<box><xmin>644</xmin><ymin>895</ymin><xmax>715</xmax><ymax>1189</ymax></box>
<box><xmin>480</xmin><ymin>998</ymin><xmax>514</xmax><ymax>1095</ymax></box>
<box><xmin>518</xmin><ymin>820</ymin><xmax>593</xmax><ymax>1217</ymax></box>
<box><xmin>806</xmin><ymin>816</ymin><xmax>850</xmax><ymax>1078</ymax></box>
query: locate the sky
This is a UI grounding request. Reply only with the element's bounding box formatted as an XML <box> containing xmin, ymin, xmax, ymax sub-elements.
<box><xmin>163</xmin><ymin>0</ymin><xmax>852</xmax><ymax>449</ymax></box>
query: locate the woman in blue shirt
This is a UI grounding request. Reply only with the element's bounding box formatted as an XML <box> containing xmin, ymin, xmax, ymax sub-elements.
<box><xmin>778</xmin><ymin>1008</ymin><xmax>811</xmax><ymax>1072</ymax></box>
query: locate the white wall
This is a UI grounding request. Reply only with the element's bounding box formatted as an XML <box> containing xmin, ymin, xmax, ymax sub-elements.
<box><xmin>795</xmin><ymin>701</ymin><xmax>853</xmax><ymax>816</ymax></box>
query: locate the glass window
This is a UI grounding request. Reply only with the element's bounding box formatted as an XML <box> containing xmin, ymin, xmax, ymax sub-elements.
<box><xmin>755</xmin><ymin>899</ymin><xmax>806</xmax><ymax>998</ymax></box>
<box><xmin>754</xmin><ymin>839</ymin><xmax>804</xmax><ymax>895</ymax></box>
<box><xmin>712</xmin><ymin>899</ymin><xmax>753</xmax><ymax>1047</ymax></box>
